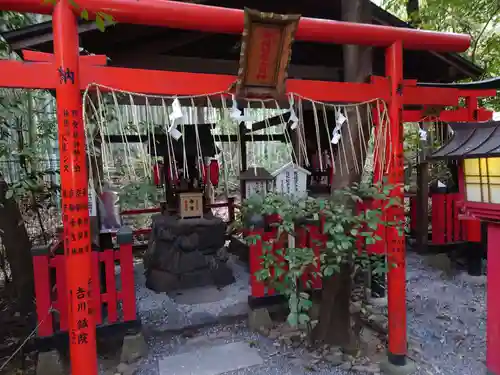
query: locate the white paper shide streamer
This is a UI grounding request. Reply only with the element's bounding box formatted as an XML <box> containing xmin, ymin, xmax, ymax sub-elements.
<box><xmin>331</xmin><ymin>110</ymin><xmax>347</xmax><ymax>145</ymax></box>
<box><xmin>168</xmin><ymin>98</ymin><xmax>184</xmax><ymax>140</ymax></box>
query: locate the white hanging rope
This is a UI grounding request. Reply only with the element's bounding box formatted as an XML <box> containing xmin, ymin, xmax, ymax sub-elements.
<box><xmin>321</xmin><ymin>103</ymin><xmax>336</xmax><ymax>176</ymax></box>
<box><xmin>246</xmin><ymin>103</ymin><xmax>257</xmax><ymax>175</ymax></box>
<box><xmin>340</xmin><ymin>107</ymin><xmax>351</xmax><ymax>176</ymax></box>
<box><xmin>343</xmin><ymin>106</ymin><xmax>360</xmax><ymax>174</ymax></box>
<box><xmin>146</xmin><ymin>97</ymin><xmax>159</xmax><ymax>174</ymax></box>
<box><xmin>220</xmin><ymin>95</ymin><xmax>237</xmax><ymax>176</ymax></box>
<box><xmin>296</xmin><ymin>96</ymin><xmax>310</xmax><ymax>167</ymax></box>
<box><xmin>311</xmin><ymin>101</ymin><xmax>324</xmax><ymax>172</ymax></box>
<box><xmin>357</xmin><ymin>105</ymin><xmax>368</xmax><ymax>163</ymax></box>
<box><xmin>83</xmin><ymin>94</ymin><xmax>103</xmax><ymax>194</ymax></box>
<box><xmin>181</xmin><ymin>122</ymin><xmax>189</xmax><ymax>179</ymax></box>
<box><xmin>161</xmin><ymin>99</ymin><xmax>175</xmax><ymax>182</ymax></box>
<box><xmin>190</xmin><ymin>98</ymin><xmax>204</xmax><ymax>182</ymax></box>
<box><xmin>82</xmin><ymin>83</ymin><xmax>396</xmax><ymax>201</ymax></box>
<box><xmin>274</xmin><ymin>100</ymin><xmax>297</xmax><ymax>166</ymax></box>
<box><xmin>258</xmin><ymin>100</ymin><xmax>275</xmax><ymax>166</ymax></box>
<box><xmin>95</xmin><ymin>88</ymin><xmax>113</xmax><ymax>183</ymax></box>
<box><xmin>83</xmin><ymin>99</ymin><xmax>102</xmax><ymax>196</ymax></box>
<box><xmin>129</xmin><ymin>94</ymin><xmax>150</xmax><ymax>181</ymax></box>
<box><xmin>111</xmin><ymin>91</ymin><xmax>136</xmax><ymax>182</ymax></box>
<box><xmin>207</xmin><ymin>96</ymin><xmax>230</xmax><ymax>198</ymax></box>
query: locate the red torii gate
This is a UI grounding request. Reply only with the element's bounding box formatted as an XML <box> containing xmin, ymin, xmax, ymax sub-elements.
<box><xmin>0</xmin><ymin>0</ymin><xmax>490</xmax><ymax>374</ymax></box>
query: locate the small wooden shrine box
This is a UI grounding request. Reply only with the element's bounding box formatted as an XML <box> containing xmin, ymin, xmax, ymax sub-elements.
<box><xmin>178</xmin><ymin>192</ymin><xmax>204</xmax><ymax>219</ymax></box>
<box><xmin>240</xmin><ymin>167</ymin><xmax>275</xmax><ymax>198</ymax></box>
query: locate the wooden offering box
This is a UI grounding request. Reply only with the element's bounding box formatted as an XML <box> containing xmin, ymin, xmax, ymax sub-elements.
<box><xmin>178</xmin><ymin>192</ymin><xmax>203</xmax><ymax>219</ymax></box>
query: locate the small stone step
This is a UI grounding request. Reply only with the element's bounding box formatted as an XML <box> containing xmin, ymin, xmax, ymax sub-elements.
<box><xmin>158</xmin><ymin>341</ymin><xmax>263</xmax><ymax>375</ymax></box>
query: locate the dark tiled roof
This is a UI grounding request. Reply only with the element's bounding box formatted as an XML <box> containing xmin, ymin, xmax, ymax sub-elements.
<box><xmin>431</xmin><ymin>121</ymin><xmax>500</xmax><ymax>159</ymax></box>
<box><xmin>240</xmin><ymin>167</ymin><xmax>274</xmax><ymax>180</ymax></box>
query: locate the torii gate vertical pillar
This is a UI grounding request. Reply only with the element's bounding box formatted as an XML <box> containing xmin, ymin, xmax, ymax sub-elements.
<box><xmin>53</xmin><ymin>1</ymin><xmax>98</xmax><ymax>374</ymax></box>
<box><xmin>382</xmin><ymin>41</ymin><xmax>415</xmax><ymax>374</ymax></box>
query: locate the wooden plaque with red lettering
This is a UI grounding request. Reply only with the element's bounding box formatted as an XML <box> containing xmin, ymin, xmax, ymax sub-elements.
<box><xmin>235</xmin><ymin>8</ymin><xmax>301</xmax><ymax>99</ymax></box>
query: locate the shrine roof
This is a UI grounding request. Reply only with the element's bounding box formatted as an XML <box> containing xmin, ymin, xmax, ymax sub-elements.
<box><xmin>240</xmin><ymin>167</ymin><xmax>274</xmax><ymax>181</ymax></box>
<box><xmin>272</xmin><ymin>162</ymin><xmax>311</xmax><ymax>177</ymax></box>
<box><xmin>417</xmin><ymin>76</ymin><xmax>500</xmax><ymax>90</ymax></box>
<box><xmin>430</xmin><ymin>121</ymin><xmax>500</xmax><ymax>160</ymax></box>
<box><xmin>1</xmin><ymin>0</ymin><xmax>483</xmax><ymax>83</ymax></box>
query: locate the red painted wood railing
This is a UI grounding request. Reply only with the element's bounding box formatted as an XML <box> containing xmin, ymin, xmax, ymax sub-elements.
<box><xmin>247</xmin><ymin>223</ymin><xmax>326</xmax><ymax>299</ymax></box>
<box><xmin>120</xmin><ymin>197</ymin><xmax>236</xmax><ymax>237</ymax></box>
<box><xmin>405</xmin><ymin>192</ymin><xmax>482</xmax><ymax>245</ymax></box>
<box><xmin>247</xmin><ymin>201</ymin><xmax>384</xmax><ymax>298</ymax></box>
<box><xmin>430</xmin><ymin>192</ymin><xmax>482</xmax><ymax>244</ymax></box>
<box><xmin>32</xmin><ymin>227</ymin><xmax>136</xmax><ymax>337</ymax></box>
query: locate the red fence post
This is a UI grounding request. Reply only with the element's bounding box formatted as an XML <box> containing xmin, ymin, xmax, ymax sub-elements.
<box><xmin>306</xmin><ymin>222</ymin><xmax>325</xmax><ymax>290</ymax></box>
<box><xmin>248</xmin><ymin>229</ymin><xmax>266</xmax><ymax>298</ymax></box>
<box><xmin>487</xmin><ymin>222</ymin><xmax>500</xmax><ymax>375</ymax></box>
<box><xmin>102</xmin><ymin>249</ymin><xmax>118</xmax><ymax>324</ymax></box>
<box><xmin>51</xmin><ymin>255</ymin><xmax>68</xmax><ymax>332</ymax></box>
<box><xmin>431</xmin><ymin>193</ymin><xmax>446</xmax><ymax>245</ymax></box>
<box><xmin>117</xmin><ymin>226</ymin><xmax>137</xmax><ymax>322</ymax></box>
<box><xmin>91</xmin><ymin>251</ymin><xmax>103</xmax><ymax>326</ymax></box>
<box><xmin>445</xmin><ymin>194</ymin><xmax>455</xmax><ymax>243</ymax></box>
<box><xmin>32</xmin><ymin>245</ymin><xmax>54</xmax><ymax>337</ymax></box>
<box><xmin>296</xmin><ymin>223</ymin><xmax>310</xmax><ymax>289</ymax></box>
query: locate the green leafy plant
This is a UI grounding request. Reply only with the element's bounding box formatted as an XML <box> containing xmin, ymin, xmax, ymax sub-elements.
<box><xmin>238</xmin><ymin>181</ymin><xmax>403</xmax><ymax>330</ymax></box>
<box><xmin>42</xmin><ymin>0</ymin><xmax>116</xmax><ymax>31</ymax></box>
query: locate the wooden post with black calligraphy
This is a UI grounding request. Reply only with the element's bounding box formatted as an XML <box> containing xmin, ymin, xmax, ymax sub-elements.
<box><xmin>53</xmin><ymin>1</ymin><xmax>98</xmax><ymax>374</ymax></box>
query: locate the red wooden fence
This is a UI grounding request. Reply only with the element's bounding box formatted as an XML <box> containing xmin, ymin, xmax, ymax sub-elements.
<box><xmin>405</xmin><ymin>192</ymin><xmax>482</xmax><ymax>245</ymax></box>
<box><xmin>120</xmin><ymin>197</ymin><xmax>236</xmax><ymax>238</ymax></box>
<box><xmin>430</xmin><ymin>192</ymin><xmax>482</xmax><ymax>244</ymax></box>
<box><xmin>32</xmin><ymin>227</ymin><xmax>136</xmax><ymax>337</ymax></box>
<box><xmin>248</xmin><ymin>223</ymin><xmax>326</xmax><ymax>298</ymax></box>
<box><xmin>247</xmin><ymin>202</ymin><xmax>385</xmax><ymax>298</ymax></box>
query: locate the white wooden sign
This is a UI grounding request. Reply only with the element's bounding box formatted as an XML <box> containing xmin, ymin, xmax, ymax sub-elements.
<box><xmin>245</xmin><ymin>180</ymin><xmax>269</xmax><ymax>197</ymax></box>
<box><xmin>272</xmin><ymin>162</ymin><xmax>310</xmax><ymax>199</ymax></box>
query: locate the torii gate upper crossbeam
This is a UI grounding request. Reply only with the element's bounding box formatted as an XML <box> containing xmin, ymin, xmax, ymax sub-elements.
<box><xmin>0</xmin><ymin>0</ymin><xmax>470</xmax><ymax>52</ymax></box>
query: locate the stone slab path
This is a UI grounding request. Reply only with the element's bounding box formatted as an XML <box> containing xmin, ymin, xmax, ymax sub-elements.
<box><xmin>157</xmin><ymin>341</ymin><xmax>263</xmax><ymax>375</ymax></box>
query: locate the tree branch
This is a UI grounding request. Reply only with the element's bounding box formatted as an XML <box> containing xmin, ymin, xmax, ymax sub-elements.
<box><xmin>471</xmin><ymin>2</ymin><xmax>500</xmax><ymax>63</ymax></box>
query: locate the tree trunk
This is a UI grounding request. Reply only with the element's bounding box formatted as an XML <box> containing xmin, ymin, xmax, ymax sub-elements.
<box><xmin>313</xmin><ymin>0</ymin><xmax>372</xmax><ymax>349</ymax></box>
<box><xmin>0</xmin><ymin>177</ymin><xmax>34</xmax><ymax>314</ymax></box>
<box><xmin>406</xmin><ymin>0</ymin><xmax>421</xmax><ymax>27</ymax></box>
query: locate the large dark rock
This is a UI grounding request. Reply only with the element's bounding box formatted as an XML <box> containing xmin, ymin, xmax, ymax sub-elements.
<box><xmin>144</xmin><ymin>212</ymin><xmax>234</xmax><ymax>293</ymax></box>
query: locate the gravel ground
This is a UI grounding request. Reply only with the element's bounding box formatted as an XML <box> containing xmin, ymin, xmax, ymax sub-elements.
<box><xmin>134</xmin><ymin>255</ymin><xmax>250</xmax><ymax>333</ymax></box>
<box><xmin>405</xmin><ymin>253</ymin><xmax>487</xmax><ymax>375</ymax></box>
<box><xmin>111</xmin><ymin>252</ymin><xmax>487</xmax><ymax>375</ymax></box>
<box><xmin>133</xmin><ymin>321</ymin><xmax>366</xmax><ymax>375</ymax></box>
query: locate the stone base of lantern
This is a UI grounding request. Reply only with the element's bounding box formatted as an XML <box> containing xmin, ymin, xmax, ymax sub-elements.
<box><xmin>144</xmin><ymin>211</ymin><xmax>235</xmax><ymax>293</ymax></box>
